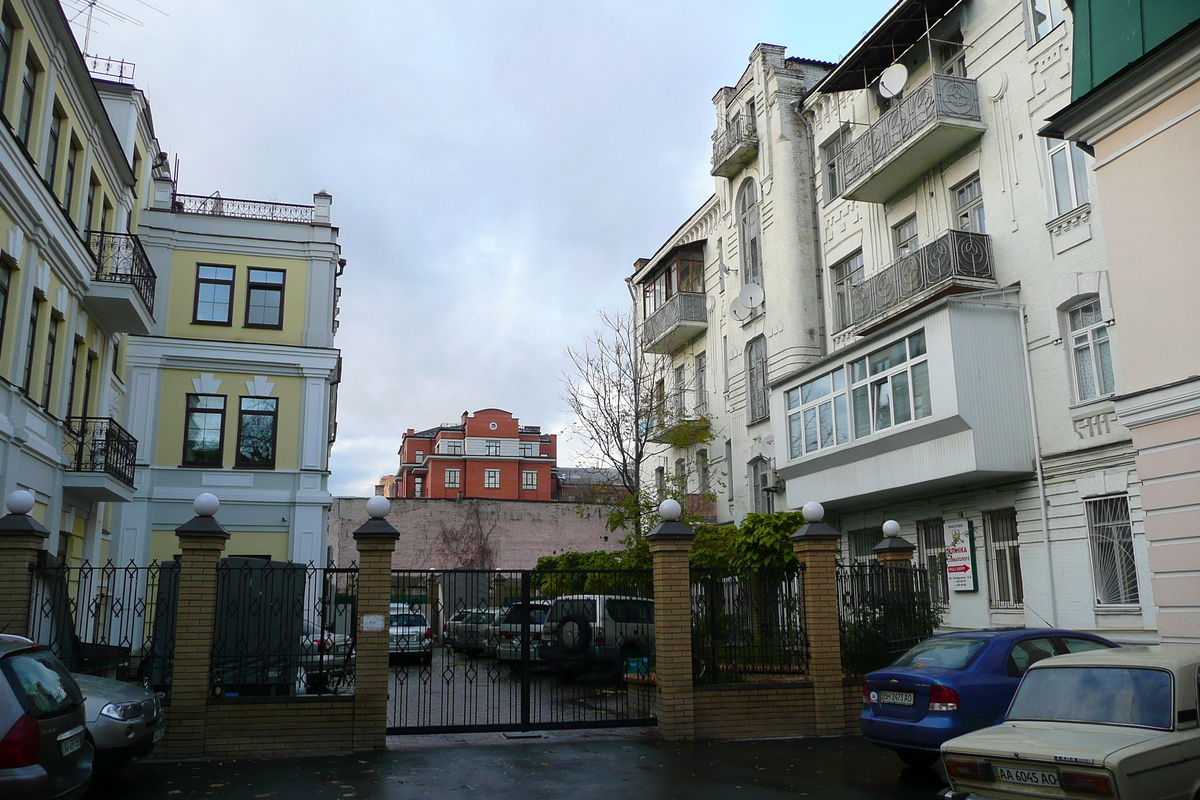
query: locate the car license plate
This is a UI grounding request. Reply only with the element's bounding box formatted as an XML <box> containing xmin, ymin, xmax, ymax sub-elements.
<box><xmin>60</xmin><ymin>731</ymin><xmax>83</xmax><ymax>756</ymax></box>
<box><xmin>995</xmin><ymin>766</ymin><xmax>1060</xmax><ymax>787</ymax></box>
<box><xmin>153</xmin><ymin>728</ymin><xmax>165</xmax><ymax>743</ymax></box>
<box><xmin>879</xmin><ymin>690</ymin><xmax>914</xmax><ymax>706</ymax></box>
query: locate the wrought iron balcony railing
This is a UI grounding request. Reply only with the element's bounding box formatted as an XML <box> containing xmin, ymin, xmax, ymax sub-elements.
<box><xmin>850</xmin><ymin>230</ymin><xmax>994</xmax><ymax>330</ymax></box>
<box><xmin>64</xmin><ymin>417</ymin><xmax>138</xmax><ymax>488</ymax></box>
<box><xmin>711</xmin><ymin>113</ymin><xmax>758</xmax><ymax>177</ymax></box>
<box><xmin>642</xmin><ymin>291</ymin><xmax>707</xmax><ymax>353</ymax></box>
<box><xmin>87</xmin><ymin>231</ymin><xmax>157</xmax><ymax>314</ymax></box>
<box><xmin>84</xmin><ymin>54</ymin><xmax>135</xmax><ymax>84</ymax></box>
<box><xmin>838</xmin><ymin>74</ymin><xmax>982</xmax><ymax>196</ymax></box>
<box><xmin>173</xmin><ymin>193</ymin><xmax>315</xmax><ymax>223</ymax></box>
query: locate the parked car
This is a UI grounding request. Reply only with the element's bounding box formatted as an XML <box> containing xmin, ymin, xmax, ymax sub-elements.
<box><xmin>940</xmin><ymin>644</ymin><xmax>1200</xmax><ymax>800</ymax></box>
<box><xmin>455</xmin><ymin>609</ymin><xmax>501</xmax><ymax>657</ymax></box>
<box><xmin>0</xmin><ymin>635</ymin><xmax>92</xmax><ymax>800</ymax></box>
<box><xmin>860</xmin><ymin>628</ymin><xmax>1116</xmax><ymax>768</ymax></box>
<box><xmin>442</xmin><ymin>609</ymin><xmax>472</xmax><ymax>649</ymax></box>
<box><xmin>489</xmin><ymin>602</ymin><xmax>551</xmax><ymax>668</ymax></box>
<box><xmin>539</xmin><ymin>595</ymin><xmax>654</xmax><ymax>680</ymax></box>
<box><xmin>70</xmin><ymin>673</ymin><xmax>163</xmax><ymax>771</ymax></box>
<box><xmin>299</xmin><ymin>620</ymin><xmax>354</xmax><ymax>693</ymax></box>
<box><xmin>388</xmin><ymin>611</ymin><xmax>432</xmax><ymax>665</ymax></box>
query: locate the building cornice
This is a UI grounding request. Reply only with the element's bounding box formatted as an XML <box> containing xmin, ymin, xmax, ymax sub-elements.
<box><xmin>1113</xmin><ymin>375</ymin><xmax>1200</xmax><ymax>430</ymax></box>
<box><xmin>126</xmin><ymin>335</ymin><xmax>340</xmax><ymax>376</ymax></box>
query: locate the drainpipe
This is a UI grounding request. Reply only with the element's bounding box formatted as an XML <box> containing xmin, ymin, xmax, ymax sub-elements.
<box><xmin>1019</xmin><ymin>304</ymin><xmax>1057</xmax><ymax>627</ymax></box>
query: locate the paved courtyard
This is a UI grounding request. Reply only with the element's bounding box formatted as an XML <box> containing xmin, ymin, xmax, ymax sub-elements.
<box><xmin>86</xmin><ymin>732</ymin><xmax>950</xmax><ymax>800</ymax></box>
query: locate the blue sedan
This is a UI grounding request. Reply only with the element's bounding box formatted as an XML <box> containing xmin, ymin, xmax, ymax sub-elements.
<box><xmin>859</xmin><ymin>628</ymin><xmax>1116</xmax><ymax>768</ymax></box>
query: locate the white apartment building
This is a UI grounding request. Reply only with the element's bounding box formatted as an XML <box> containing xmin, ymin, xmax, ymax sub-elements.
<box><xmin>772</xmin><ymin>0</ymin><xmax>1152</xmax><ymax>639</ymax></box>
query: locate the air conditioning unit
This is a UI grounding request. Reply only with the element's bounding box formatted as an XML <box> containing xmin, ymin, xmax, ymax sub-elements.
<box><xmin>762</xmin><ymin>468</ymin><xmax>783</xmax><ymax>494</ymax></box>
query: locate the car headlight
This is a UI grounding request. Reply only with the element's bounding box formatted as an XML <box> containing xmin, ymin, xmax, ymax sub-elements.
<box><xmin>100</xmin><ymin>701</ymin><xmax>144</xmax><ymax>721</ymax></box>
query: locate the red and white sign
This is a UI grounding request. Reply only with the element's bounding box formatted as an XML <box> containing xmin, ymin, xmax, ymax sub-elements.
<box><xmin>944</xmin><ymin>519</ymin><xmax>977</xmax><ymax>592</ymax></box>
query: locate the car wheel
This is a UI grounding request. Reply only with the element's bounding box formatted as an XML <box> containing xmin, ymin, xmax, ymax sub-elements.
<box><xmin>896</xmin><ymin>749</ymin><xmax>940</xmax><ymax>769</ymax></box>
<box><xmin>421</xmin><ymin>652</ymin><xmax>432</xmax><ymax>666</ymax></box>
<box><xmin>557</xmin><ymin>615</ymin><xmax>592</xmax><ymax>655</ymax></box>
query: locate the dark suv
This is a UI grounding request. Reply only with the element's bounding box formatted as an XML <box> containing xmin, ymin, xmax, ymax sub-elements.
<box><xmin>539</xmin><ymin>595</ymin><xmax>654</xmax><ymax>679</ymax></box>
<box><xmin>0</xmin><ymin>635</ymin><xmax>92</xmax><ymax>799</ymax></box>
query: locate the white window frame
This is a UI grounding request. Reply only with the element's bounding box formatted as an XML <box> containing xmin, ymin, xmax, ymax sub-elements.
<box><xmin>821</xmin><ymin>126</ymin><xmax>850</xmax><ymax>203</ymax></box>
<box><xmin>1025</xmin><ymin>0</ymin><xmax>1061</xmax><ymax>43</ymax></box>
<box><xmin>1086</xmin><ymin>495</ymin><xmax>1139</xmax><ymax>607</ymax></box>
<box><xmin>954</xmin><ymin>174</ymin><xmax>986</xmax><ymax>234</ymax></box>
<box><xmin>1068</xmin><ymin>298</ymin><xmax>1115</xmax><ymax>402</ymax></box>
<box><xmin>786</xmin><ymin>366</ymin><xmax>850</xmax><ymax>459</ymax></box>
<box><xmin>749</xmin><ymin>458</ymin><xmax>774</xmax><ymax>514</ymax></box>
<box><xmin>1045</xmin><ymin>137</ymin><xmax>1090</xmax><ymax>218</ymax></box>
<box><xmin>413</xmin><ymin>476</ymin><xmax>423</xmax><ymax>498</ymax></box>
<box><xmin>444</xmin><ymin>468</ymin><xmax>460</xmax><ymax>489</ymax></box>
<box><xmin>745</xmin><ymin>336</ymin><xmax>769</xmax><ymax>423</ymax></box>
<box><xmin>894</xmin><ymin>215</ymin><xmax>919</xmax><ymax>257</ymax></box>
<box><xmin>695</xmin><ymin>353</ymin><xmax>708</xmax><ymax>411</ymax></box>
<box><xmin>830</xmin><ymin>251</ymin><xmax>864</xmax><ymax>332</ymax></box>
<box><xmin>484</xmin><ymin>469</ymin><xmax>500</xmax><ymax>489</ymax></box>
<box><xmin>848</xmin><ymin>329</ymin><xmax>933</xmax><ymax>440</ymax></box>
<box><xmin>674</xmin><ymin>364</ymin><xmax>687</xmax><ymax>417</ymax></box>
<box><xmin>485</xmin><ymin>439</ymin><xmax>500</xmax><ymax>456</ymax></box>
<box><xmin>443</xmin><ymin>440</ymin><xmax>462</xmax><ymax>455</ymax></box>
<box><xmin>414</xmin><ymin>449</ymin><xmax>424</xmax><ymax>463</ymax></box>
<box><xmin>521</xmin><ymin>470</ymin><xmax>537</xmax><ymax>491</ymax></box>
<box><xmin>519</xmin><ymin>442</ymin><xmax>534</xmax><ymax>458</ymax></box>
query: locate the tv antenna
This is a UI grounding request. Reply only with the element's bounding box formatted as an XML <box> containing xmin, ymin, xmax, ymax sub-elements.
<box><xmin>61</xmin><ymin>0</ymin><xmax>167</xmax><ymax>54</ymax></box>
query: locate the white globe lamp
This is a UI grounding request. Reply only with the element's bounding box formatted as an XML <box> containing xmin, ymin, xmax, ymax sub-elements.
<box><xmin>802</xmin><ymin>501</ymin><xmax>824</xmax><ymax>523</ymax></box>
<box><xmin>658</xmin><ymin>498</ymin><xmax>682</xmax><ymax>522</ymax></box>
<box><xmin>5</xmin><ymin>490</ymin><xmax>34</xmax><ymax>516</ymax></box>
<box><xmin>193</xmin><ymin>493</ymin><xmax>220</xmax><ymax>518</ymax></box>
<box><xmin>365</xmin><ymin>495</ymin><xmax>390</xmax><ymax>520</ymax></box>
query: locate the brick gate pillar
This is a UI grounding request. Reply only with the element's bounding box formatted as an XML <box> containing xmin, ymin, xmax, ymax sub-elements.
<box><xmin>646</xmin><ymin>499</ymin><xmax>695</xmax><ymax>741</ymax></box>
<box><xmin>789</xmin><ymin>501</ymin><xmax>846</xmax><ymax>734</ymax></box>
<box><xmin>167</xmin><ymin>493</ymin><xmax>229</xmax><ymax>759</ymax></box>
<box><xmin>0</xmin><ymin>491</ymin><xmax>50</xmax><ymax>639</ymax></box>
<box><xmin>874</xmin><ymin>520</ymin><xmax>916</xmax><ymax>566</ymax></box>
<box><xmin>351</xmin><ymin>496</ymin><xmax>399</xmax><ymax>751</ymax></box>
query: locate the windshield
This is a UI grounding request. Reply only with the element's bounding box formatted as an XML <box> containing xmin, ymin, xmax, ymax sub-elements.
<box><xmin>391</xmin><ymin>614</ymin><xmax>426</xmax><ymax>627</ymax></box>
<box><xmin>891</xmin><ymin>638</ymin><xmax>988</xmax><ymax>670</ymax></box>
<box><xmin>1008</xmin><ymin>667</ymin><xmax>1174</xmax><ymax>730</ymax></box>
<box><xmin>2</xmin><ymin>650</ymin><xmax>85</xmax><ymax>719</ymax></box>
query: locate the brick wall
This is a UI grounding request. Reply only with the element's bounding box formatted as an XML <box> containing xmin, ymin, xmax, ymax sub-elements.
<box><xmin>693</xmin><ymin>682</ymin><xmax>816</xmax><ymax>739</ymax></box>
<box><xmin>170</xmin><ymin>697</ymin><xmax>356</xmax><ymax>758</ymax></box>
<box><xmin>329</xmin><ymin>497</ymin><xmax>619</xmax><ymax>569</ymax></box>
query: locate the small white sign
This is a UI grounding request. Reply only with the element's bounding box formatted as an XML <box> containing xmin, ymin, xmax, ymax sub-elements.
<box><xmin>944</xmin><ymin>519</ymin><xmax>977</xmax><ymax>592</ymax></box>
<box><xmin>361</xmin><ymin>614</ymin><xmax>385</xmax><ymax>632</ymax></box>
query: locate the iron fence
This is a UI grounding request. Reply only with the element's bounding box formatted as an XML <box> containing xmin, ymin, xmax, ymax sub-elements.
<box><xmin>86</xmin><ymin>230</ymin><xmax>157</xmax><ymax>313</ymax></box>
<box><xmin>210</xmin><ymin>559</ymin><xmax>358</xmax><ymax>697</ymax></box>
<box><xmin>643</xmin><ymin>291</ymin><xmax>707</xmax><ymax>350</ymax></box>
<box><xmin>27</xmin><ymin>559</ymin><xmax>176</xmax><ymax>692</ymax></box>
<box><xmin>836</xmin><ymin>561</ymin><xmax>937</xmax><ymax>676</ymax></box>
<box><xmin>690</xmin><ymin>565</ymin><xmax>808</xmax><ymax>685</ymax></box>
<box><xmin>711</xmin><ymin>111</ymin><xmax>758</xmax><ymax>171</ymax></box>
<box><xmin>173</xmin><ymin>193</ymin><xmax>315</xmax><ymax>223</ymax></box>
<box><xmin>63</xmin><ymin>417</ymin><xmax>138</xmax><ymax>487</ymax></box>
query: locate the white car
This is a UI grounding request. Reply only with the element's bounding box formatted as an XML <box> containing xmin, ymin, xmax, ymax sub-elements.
<box><xmin>940</xmin><ymin>644</ymin><xmax>1200</xmax><ymax>800</ymax></box>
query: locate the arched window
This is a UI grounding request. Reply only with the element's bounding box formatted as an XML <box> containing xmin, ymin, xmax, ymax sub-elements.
<box><xmin>737</xmin><ymin>180</ymin><xmax>762</xmax><ymax>288</ymax></box>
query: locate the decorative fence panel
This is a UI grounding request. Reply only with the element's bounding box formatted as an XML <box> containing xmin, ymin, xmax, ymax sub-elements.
<box><xmin>690</xmin><ymin>566</ymin><xmax>808</xmax><ymax>685</ymax></box>
<box><xmin>836</xmin><ymin>562</ymin><xmax>936</xmax><ymax>676</ymax></box>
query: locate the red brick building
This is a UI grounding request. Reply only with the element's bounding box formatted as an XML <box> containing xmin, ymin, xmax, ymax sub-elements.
<box><xmin>381</xmin><ymin>409</ymin><xmax>557</xmax><ymax>501</ymax></box>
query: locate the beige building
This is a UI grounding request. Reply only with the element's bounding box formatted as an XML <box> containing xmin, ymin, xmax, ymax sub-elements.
<box><xmin>1045</xmin><ymin>2</ymin><xmax>1200</xmax><ymax>641</ymax></box>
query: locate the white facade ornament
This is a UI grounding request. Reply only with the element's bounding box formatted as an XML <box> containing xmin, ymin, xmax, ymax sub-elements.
<box><xmin>5</xmin><ymin>227</ymin><xmax>23</xmax><ymax>263</ymax></box>
<box><xmin>246</xmin><ymin>376</ymin><xmax>276</xmax><ymax>397</ymax></box>
<box><xmin>193</xmin><ymin>373</ymin><xmax>222</xmax><ymax>394</ymax></box>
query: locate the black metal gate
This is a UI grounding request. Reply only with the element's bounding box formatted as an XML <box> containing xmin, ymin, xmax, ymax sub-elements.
<box><xmin>387</xmin><ymin>568</ymin><xmax>655</xmax><ymax>734</ymax></box>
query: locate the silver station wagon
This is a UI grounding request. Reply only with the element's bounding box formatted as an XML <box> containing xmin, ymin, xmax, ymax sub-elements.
<box><xmin>940</xmin><ymin>644</ymin><xmax>1200</xmax><ymax>800</ymax></box>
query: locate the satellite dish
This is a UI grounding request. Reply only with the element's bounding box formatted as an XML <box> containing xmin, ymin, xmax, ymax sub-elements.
<box><xmin>878</xmin><ymin>63</ymin><xmax>909</xmax><ymax>99</ymax></box>
<box><xmin>761</xmin><ymin>435</ymin><xmax>775</xmax><ymax>460</ymax></box>
<box><xmin>738</xmin><ymin>282</ymin><xmax>765</xmax><ymax>309</ymax></box>
<box><xmin>729</xmin><ymin>298</ymin><xmax>750</xmax><ymax>322</ymax></box>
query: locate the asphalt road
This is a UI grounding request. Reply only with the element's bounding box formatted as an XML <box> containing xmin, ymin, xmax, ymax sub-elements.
<box><xmin>87</xmin><ymin>732</ymin><xmax>950</xmax><ymax>800</ymax></box>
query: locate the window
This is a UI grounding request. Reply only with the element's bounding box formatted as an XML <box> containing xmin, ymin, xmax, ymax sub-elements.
<box><xmin>413</xmin><ymin>477</ymin><xmax>423</xmax><ymax>498</ymax></box>
<box><xmin>1026</xmin><ymin>0</ymin><xmax>1060</xmax><ymax>42</ymax></box>
<box><xmin>41</xmin><ymin>316</ymin><xmax>56</xmax><ymax>410</ymax></box>
<box><xmin>484</xmin><ymin>469</ymin><xmax>500</xmax><ymax>489</ymax></box>
<box><xmin>519</xmin><ymin>442</ymin><xmax>533</xmax><ymax>458</ymax></box>
<box><xmin>80</xmin><ymin>353</ymin><xmax>94</xmax><ymax>418</ymax></box>
<box><xmin>695</xmin><ymin>353</ymin><xmax>707</xmax><ymax>410</ymax></box>
<box><xmin>184</xmin><ymin>394</ymin><xmax>226</xmax><ymax>466</ymax></box>
<box><xmin>984</xmin><ymin>508</ymin><xmax>1023</xmax><ymax>609</ymax></box>
<box><xmin>0</xmin><ymin>262</ymin><xmax>9</xmax><ymax>362</ymax></box>
<box><xmin>444</xmin><ymin>468</ymin><xmax>461</xmax><ymax>489</ymax></box>
<box><xmin>674</xmin><ymin>458</ymin><xmax>686</xmax><ymax>492</ymax></box>
<box><xmin>1045</xmin><ymin>137</ymin><xmax>1090</xmax><ymax>218</ymax></box>
<box><xmin>894</xmin><ymin>216</ymin><xmax>919</xmax><ymax>256</ymax></box>
<box><xmin>22</xmin><ymin>298</ymin><xmax>38</xmax><ymax>393</ymax></box>
<box><xmin>938</xmin><ymin>31</ymin><xmax>967</xmax><ymax>78</ymax></box>
<box><xmin>0</xmin><ymin>12</ymin><xmax>13</xmax><ymax>110</ymax></box>
<box><xmin>485</xmin><ymin>439</ymin><xmax>500</xmax><ymax>456</ymax></box>
<box><xmin>954</xmin><ymin>175</ymin><xmax>986</xmax><ymax>233</ymax></box>
<box><xmin>443</xmin><ymin>440</ymin><xmax>462</xmax><ymax>455</ymax></box>
<box><xmin>848</xmin><ymin>528</ymin><xmax>883</xmax><ymax>564</ymax></box>
<box><xmin>193</xmin><ymin>265</ymin><xmax>235</xmax><ymax>324</ymax></box>
<box><xmin>641</xmin><ymin>250</ymin><xmax>703</xmax><ymax>319</ymax></box>
<box><xmin>1086</xmin><ymin>495</ymin><xmax>1139</xmax><ymax>606</ymax></box>
<box><xmin>1069</xmin><ymin>299</ymin><xmax>1114</xmax><ymax>401</ymax></box>
<box><xmin>786</xmin><ymin>366</ymin><xmax>849</xmax><ymax>458</ymax></box>
<box><xmin>917</xmin><ymin>518</ymin><xmax>949</xmax><ymax>608</ymax></box>
<box><xmin>750</xmin><ymin>458</ymin><xmax>774</xmax><ymax>514</ymax></box>
<box><xmin>655</xmin><ymin>466</ymin><xmax>666</xmax><ymax>500</ymax></box>
<box><xmin>245</xmin><ymin>268</ymin><xmax>285</xmax><ymax>328</ymax></box>
<box><xmin>235</xmin><ymin>397</ymin><xmax>278</xmax><ymax>469</ymax></box>
<box><xmin>45</xmin><ymin>106</ymin><xmax>63</xmax><ymax>188</ymax></box>
<box><xmin>414</xmin><ymin>450</ymin><xmax>424</xmax><ymax>463</ymax></box>
<box><xmin>745</xmin><ymin>336</ymin><xmax>768</xmax><ymax>423</ymax></box>
<box><xmin>17</xmin><ymin>55</ymin><xmax>36</xmax><ymax>147</ymax></box>
<box><xmin>63</xmin><ymin>139</ymin><xmax>79</xmax><ymax>217</ymax></box>
<box><xmin>849</xmin><ymin>330</ymin><xmax>932</xmax><ymax>438</ymax></box>
<box><xmin>724</xmin><ymin>440</ymin><xmax>733</xmax><ymax>502</ymax></box>
<box><xmin>65</xmin><ymin>339</ymin><xmax>80</xmax><ymax>420</ymax></box>
<box><xmin>737</xmin><ymin>180</ymin><xmax>762</xmax><ymax>289</ymax></box>
<box><xmin>522</xmin><ymin>471</ymin><xmax>537</xmax><ymax>491</ymax></box>
<box><xmin>831</xmin><ymin>251</ymin><xmax>864</xmax><ymax>332</ymax></box>
<box><xmin>697</xmin><ymin>448</ymin><xmax>709</xmax><ymax>492</ymax></box>
<box><xmin>1006</xmin><ymin>638</ymin><xmax>1057</xmax><ymax>677</ymax></box>
<box><xmin>821</xmin><ymin>127</ymin><xmax>849</xmax><ymax>202</ymax></box>
<box><xmin>674</xmin><ymin>364</ymin><xmax>686</xmax><ymax>416</ymax></box>
<box><xmin>85</xmin><ymin>177</ymin><xmax>98</xmax><ymax>231</ymax></box>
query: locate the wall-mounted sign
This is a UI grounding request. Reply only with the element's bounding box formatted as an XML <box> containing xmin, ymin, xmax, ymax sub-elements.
<box><xmin>361</xmin><ymin>614</ymin><xmax>385</xmax><ymax>632</ymax></box>
<box><xmin>944</xmin><ymin>519</ymin><xmax>978</xmax><ymax>592</ymax></box>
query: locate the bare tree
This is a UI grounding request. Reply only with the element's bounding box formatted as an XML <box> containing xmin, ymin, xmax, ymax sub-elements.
<box><xmin>437</xmin><ymin>500</ymin><xmax>497</xmax><ymax>569</ymax></box>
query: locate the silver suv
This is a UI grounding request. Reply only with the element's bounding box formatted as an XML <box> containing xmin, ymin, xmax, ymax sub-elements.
<box><xmin>539</xmin><ymin>595</ymin><xmax>654</xmax><ymax>679</ymax></box>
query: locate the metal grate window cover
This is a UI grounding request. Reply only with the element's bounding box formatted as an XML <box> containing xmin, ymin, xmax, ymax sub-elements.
<box><xmin>1086</xmin><ymin>495</ymin><xmax>1139</xmax><ymax>606</ymax></box>
<box><xmin>848</xmin><ymin>528</ymin><xmax>883</xmax><ymax>563</ymax></box>
<box><xmin>983</xmin><ymin>508</ymin><xmax>1023</xmax><ymax>609</ymax></box>
<box><xmin>916</xmin><ymin>518</ymin><xmax>949</xmax><ymax>609</ymax></box>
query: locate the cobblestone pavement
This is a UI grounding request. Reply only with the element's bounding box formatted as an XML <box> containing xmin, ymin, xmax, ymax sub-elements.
<box><xmin>86</xmin><ymin>732</ymin><xmax>950</xmax><ymax>800</ymax></box>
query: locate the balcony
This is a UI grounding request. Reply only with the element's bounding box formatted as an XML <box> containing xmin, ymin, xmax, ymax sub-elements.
<box><xmin>711</xmin><ymin>113</ymin><xmax>758</xmax><ymax>178</ymax></box>
<box><xmin>61</xmin><ymin>417</ymin><xmax>138</xmax><ymax>502</ymax></box>
<box><xmin>642</xmin><ymin>292</ymin><xmax>707</xmax><ymax>354</ymax></box>
<box><xmin>83</xmin><ymin>231</ymin><xmax>156</xmax><ymax>334</ymax></box>
<box><xmin>850</xmin><ymin>230</ymin><xmax>995</xmax><ymax>335</ymax></box>
<box><xmin>173</xmin><ymin>193</ymin><xmax>315</xmax><ymax>223</ymax></box>
<box><xmin>648</xmin><ymin>414</ymin><xmax>712</xmax><ymax>447</ymax></box>
<box><xmin>838</xmin><ymin>74</ymin><xmax>985</xmax><ymax>203</ymax></box>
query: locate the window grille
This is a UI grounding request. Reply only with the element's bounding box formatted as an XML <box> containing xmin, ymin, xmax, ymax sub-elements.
<box><xmin>847</xmin><ymin>528</ymin><xmax>883</xmax><ymax>564</ymax></box>
<box><xmin>983</xmin><ymin>508</ymin><xmax>1022</xmax><ymax>608</ymax></box>
<box><xmin>916</xmin><ymin>518</ymin><xmax>949</xmax><ymax>607</ymax></box>
<box><xmin>1086</xmin><ymin>495</ymin><xmax>1139</xmax><ymax>606</ymax></box>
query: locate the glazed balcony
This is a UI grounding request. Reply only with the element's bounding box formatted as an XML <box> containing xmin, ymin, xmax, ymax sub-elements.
<box><xmin>838</xmin><ymin>74</ymin><xmax>985</xmax><ymax>203</ymax></box>
<box><xmin>61</xmin><ymin>417</ymin><xmax>138</xmax><ymax>502</ymax></box>
<box><xmin>711</xmin><ymin>113</ymin><xmax>759</xmax><ymax>178</ymax></box>
<box><xmin>642</xmin><ymin>292</ymin><xmax>707</xmax><ymax>354</ymax></box>
<box><xmin>850</xmin><ymin>230</ymin><xmax>995</xmax><ymax>335</ymax></box>
<box><xmin>83</xmin><ymin>231</ymin><xmax>156</xmax><ymax>334</ymax></box>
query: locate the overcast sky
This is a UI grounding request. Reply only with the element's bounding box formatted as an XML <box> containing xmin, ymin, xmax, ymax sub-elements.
<box><xmin>74</xmin><ymin>0</ymin><xmax>892</xmax><ymax>496</ymax></box>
